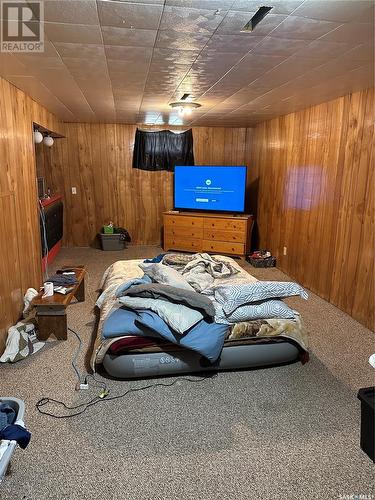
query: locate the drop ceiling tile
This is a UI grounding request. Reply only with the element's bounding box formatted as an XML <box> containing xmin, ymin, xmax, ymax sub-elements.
<box><xmin>320</xmin><ymin>22</ymin><xmax>374</xmax><ymax>44</ymax></box>
<box><xmin>43</xmin><ymin>0</ymin><xmax>99</xmax><ymax>25</ymax></box>
<box><xmin>44</xmin><ymin>23</ymin><xmax>102</xmax><ymax>44</ymax></box>
<box><xmin>342</xmin><ymin>43</ymin><xmax>374</xmax><ymax>64</ymax></box>
<box><xmin>75</xmin><ymin>76</ymin><xmax>112</xmax><ymax>91</ymax></box>
<box><xmin>102</xmin><ymin>26</ymin><xmax>157</xmax><ymax>47</ymax></box>
<box><xmin>105</xmin><ymin>45</ymin><xmax>153</xmax><ymax>63</ymax></box>
<box><xmin>292</xmin><ymin>0</ymin><xmax>374</xmax><ymax>23</ymax></box>
<box><xmin>155</xmin><ymin>30</ymin><xmax>210</xmax><ymax>51</ymax></box>
<box><xmin>0</xmin><ymin>54</ymin><xmax>28</xmax><ymax>76</ymax></box>
<box><xmin>294</xmin><ymin>40</ymin><xmax>360</xmax><ymax>61</ymax></box>
<box><xmin>54</xmin><ymin>43</ymin><xmax>105</xmax><ymax>59</ymax></box>
<box><xmin>17</xmin><ymin>54</ymin><xmax>65</xmax><ymax>72</ymax></box>
<box><xmin>5</xmin><ymin>75</ymin><xmax>75</xmax><ymax>119</ymax></box>
<box><xmin>152</xmin><ymin>48</ymin><xmax>199</xmax><ymax>65</ymax></box>
<box><xmin>271</xmin><ymin>15</ymin><xmax>341</xmax><ymax>40</ymax></box>
<box><xmin>109</xmin><ymin>73</ymin><xmax>148</xmax><ymax>89</ymax></box>
<box><xmin>204</xmin><ymin>34</ymin><xmax>264</xmax><ymax>54</ymax></box>
<box><xmin>98</xmin><ymin>1</ymin><xmax>163</xmax><ymax>29</ymax></box>
<box><xmin>231</xmin><ymin>0</ymin><xmax>304</xmax><ymax>15</ymax></box>
<box><xmin>166</xmin><ymin>1</ymin><xmax>233</xmax><ymax>9</ymax></box>
<box><xmin>160</xmin><ymin>6</ymin><xmax>225</xmax><ymax>34</ymax></box>
<box><xmin>252</xmin><ymin>37</ymin><xmax>309</xmax><ymax>56</ymax></box>
<box><xmin>216</xmin><ymin>12</ymin><xmax>287</xmax><ymax>36</ymax></box>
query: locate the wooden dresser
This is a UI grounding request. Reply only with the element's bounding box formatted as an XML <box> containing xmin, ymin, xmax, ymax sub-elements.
<box><xmin>163</xmin><ymin>211</ymin><xmax>253</xmax><ymax>257</ymax></box>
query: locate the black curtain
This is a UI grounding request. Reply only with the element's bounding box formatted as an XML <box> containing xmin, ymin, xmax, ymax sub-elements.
<box><xmin>132</xmin><ymin>128</ymin><xmax>194</xmax><ymax>171</ymax></box>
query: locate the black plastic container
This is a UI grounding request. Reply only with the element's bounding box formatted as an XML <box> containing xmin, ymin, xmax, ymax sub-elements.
<box><xmin>357</xmin><ymin>387</ymin><xmax>375</xmax><ymax>462</ymax></box>
<box><xmin>246</xmin><ymin>256</ymin><xmax>276</xmax><ymax>268</ymax></box>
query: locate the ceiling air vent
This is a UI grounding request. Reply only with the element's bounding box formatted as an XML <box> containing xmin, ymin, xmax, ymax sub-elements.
<box><xmin>241</xmin><ymin>6</ymin><xmax>273</xmax><ymax>32</ymax></box>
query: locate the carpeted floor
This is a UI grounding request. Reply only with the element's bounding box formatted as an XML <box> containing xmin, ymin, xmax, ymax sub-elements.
<box><xmin>1</xmin><ymin>246</ymin><xmax>374</xmax><ymax>500</ymax></box>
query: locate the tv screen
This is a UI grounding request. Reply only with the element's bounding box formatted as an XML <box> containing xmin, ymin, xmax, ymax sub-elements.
<box><xmin>174</xmin><ymin>165</ymin><xmax>247</xmax><ymax>213</ymax></box>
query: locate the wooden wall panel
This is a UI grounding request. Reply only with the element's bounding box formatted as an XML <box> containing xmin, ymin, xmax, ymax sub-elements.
<box><xmin>37</xmin><ymin>124</ymin><xmax>248</xmax><ymax>247</ymax></box>
<box><xmin>0</xmin><ymin>76</ymin><xmax>61</xmax><ymax>352</ymax></box>
<box><xmin>248</xmin><ymin>88</ymin><xmax>374</xmax><ymax>331</ymax></box>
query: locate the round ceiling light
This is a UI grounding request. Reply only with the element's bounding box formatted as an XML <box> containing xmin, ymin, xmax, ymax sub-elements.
<box><xmin>169</xmin><ymin>101</ymin><xmax>201</xmax><ymax>116</ymax></box>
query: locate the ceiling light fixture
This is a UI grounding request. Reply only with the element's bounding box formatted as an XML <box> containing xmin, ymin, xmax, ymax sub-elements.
<box><xmin>169</xmin><ymin>101</ymin><xmax>201</xmax><ymax>117</ymax></box>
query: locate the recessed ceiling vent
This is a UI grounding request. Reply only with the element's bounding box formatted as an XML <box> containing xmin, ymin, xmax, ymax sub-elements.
<box><xmin>241</xmin><ymin>6</ymin><xmax>273</xmax><ymax>32</ymax></box>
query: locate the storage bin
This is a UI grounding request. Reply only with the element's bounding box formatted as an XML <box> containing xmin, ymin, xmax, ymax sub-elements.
<box><xmin>0</xmin><ymin>397</ymin><xmax>25</xmax><ymax>482</ymax></box>
<box><xmin>357</xmin><ymin>387</ymin><xmax>375</xmax><ymax>462</ymax></box>
<box><xmin>99</xmin><ymin>233</ymin><xmax>126</xmax><ymax>251</ymax></box>
<box><xmin>246</xmin><ymin>256</ymin><xmax>276</xmax><ymax>268</ymax></box>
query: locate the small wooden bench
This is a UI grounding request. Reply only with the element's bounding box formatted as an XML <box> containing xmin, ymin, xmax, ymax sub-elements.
<box><xmin>33</xmin><ymin>266</ymin><xmax>85</xmax><ymax>340</ymax></box>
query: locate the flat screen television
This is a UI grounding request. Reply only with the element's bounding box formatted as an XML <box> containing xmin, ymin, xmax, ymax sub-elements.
<box><xmin>174</xmin><ymin>165</ymin><xmax>247</xmax><ymax>213</ymax></box>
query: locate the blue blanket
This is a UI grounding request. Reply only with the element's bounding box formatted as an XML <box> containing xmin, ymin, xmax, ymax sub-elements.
<box><xmin>103</xmin><ymin>307</ymin><xmax>228</xmax><ymax>362</ymax></box>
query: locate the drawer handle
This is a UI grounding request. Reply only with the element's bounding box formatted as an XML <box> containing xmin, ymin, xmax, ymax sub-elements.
<box><xmin>210</xmin><ymin>246</ymin><xmax>214</xmax><ymax>249</ymax></box>
<box><xmin>211</xmin><ymin>223</ymin><xmax>214</xmax><ymax>227</ymax></box>
<box><xmin>232</xmin><ymin>248</ymin><xmax>235</xmax><ymax>251</ymax></box>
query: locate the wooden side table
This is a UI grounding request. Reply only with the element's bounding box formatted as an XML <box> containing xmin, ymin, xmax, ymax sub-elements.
<box><xmin>32</xmin><ymin>266</ymin><xmax>85</xmax><ymax>341</ymax></box>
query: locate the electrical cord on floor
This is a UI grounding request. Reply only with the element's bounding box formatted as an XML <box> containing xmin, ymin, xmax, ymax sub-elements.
<box><xmin>36</xmin><ymin>325</ymin><xmax>216</xmax><ymax>418</ymax></box>
<box><xmin>36</xmin><ymin>374</ymin><xmax>216</xmax><ymax>419</ymax></box>
<box><xmin>69</xmin><ymin>327</ymin><xmax>85</xmax><ymax>388</ymax></box>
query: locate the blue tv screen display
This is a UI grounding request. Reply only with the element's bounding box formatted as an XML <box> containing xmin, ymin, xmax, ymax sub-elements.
<box><xmin>174</xmin><ymin>165</ymin><xmax>247</xmax><ymax>213</ymax></box>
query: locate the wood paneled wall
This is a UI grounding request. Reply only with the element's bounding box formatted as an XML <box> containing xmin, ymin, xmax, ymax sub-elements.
<box><xmin>36</xmin><ymin>124</ymin><xmax>248</xmax><ymax>247</ymax></box>
<box><xmin>0</xmin><ymin>76</ymin><xmax>61</xmax><ymax>352</ymax></box>
<box><xmin>249</xmin><ymin>88</ymin><xmax>374</xmax><ymax>330</ymax></box>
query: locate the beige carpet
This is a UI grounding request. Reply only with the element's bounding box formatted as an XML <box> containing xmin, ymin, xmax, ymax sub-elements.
<box><xmin>1</xmin><ymin>246</ymin><xmax>374</xmax><ymax>500</ymax></box>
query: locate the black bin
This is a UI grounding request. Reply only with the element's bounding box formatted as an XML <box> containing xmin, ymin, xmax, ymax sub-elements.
<box><xmin>357</xmin><ymin>387</ymin><xmax>375</xmax><ymax>462</ymax></box>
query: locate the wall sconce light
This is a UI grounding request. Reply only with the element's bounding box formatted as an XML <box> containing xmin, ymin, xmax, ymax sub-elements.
<box><xmin>33</xmin><ymin>130</ymin><xmax>43</xmax><ymax>144</ymax></box>
<box><xmin>43</xmin><ymin>135</ymin><xmax>54</xmax><ymax>147</ymax></box>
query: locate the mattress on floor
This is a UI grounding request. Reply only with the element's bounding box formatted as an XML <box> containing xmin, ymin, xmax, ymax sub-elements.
<box><xmin>103</xmin><ymin>335</ymin><xmax>302</xmax><ymax>379</ymax></box>
<box><xmin>92</xmin><ymin>255</ymin><xmax>308</xmax><ymax>376</ymax></box>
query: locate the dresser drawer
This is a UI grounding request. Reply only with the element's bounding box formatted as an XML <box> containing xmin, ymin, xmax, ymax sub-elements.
<box><xmin>203</xmin><ymin>218</ymin><xmax>247</xmax><ymax>232</ymax></box>
<box><xmin>203</xmin><ymin>229</ymin><xmax>246</xmax><ymax>243</ymax></box>
<box><xmin>165</xmin><ymin>226</ymin><xmax>203</xmax><ymax>239</ymax></box>
<box><xmin>164</xmin><ymin>215</ymin><xmax>203</xmax><ymax>229</ymax></box>
<box><xmin>202</xmin><ymin>240</ymin><xmax>245</xmax><ymax>255</ymax></box>
<box><xmin>164</xmin><ymin>237</ymin><xmax>202</xmax><ymax>252</ymax></box>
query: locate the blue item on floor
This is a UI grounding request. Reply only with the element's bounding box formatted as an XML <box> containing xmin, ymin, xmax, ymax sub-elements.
<box><xmin>0</xmin><ymin>424</ymin><xmax>31</xmax><ymax>449</ymax></box>
<box><xmin>0</xmin><ymin>404</ymin><xmax>16</xmax><ymax>430</ymax></box>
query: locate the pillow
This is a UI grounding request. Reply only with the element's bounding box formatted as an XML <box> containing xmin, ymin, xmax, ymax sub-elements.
<box><xmin>118</xmin><ymin>296</ymin><xmax>203</xmax><ymax>334</ymax></box>
<box><xmin>214</xmin><ymin>281</ymin><xmax>308</xmax><ymax>315</ymax></box>
<box><xmin>121</xmin><ymin>283</ymin><xmax>215</xmax><ymax>318</ymax></box>
<box><xmin>139</xmin><ymin>262</ymin><xmax>194</xmax><ymax>291</ymax></box>
<box><xmin>214</xmin><ymin>299</ymin><xmax>297</xmax><ymax>324</ymax></box>
<box><xmin>102</xmin><ymin>306</ymin><xmax>159</xmax><ymax>339</ymax></box>
<box><xmin>135</xmin><ymin>310</ymin><xmax>229</xmax><ymax>362</ymax></box>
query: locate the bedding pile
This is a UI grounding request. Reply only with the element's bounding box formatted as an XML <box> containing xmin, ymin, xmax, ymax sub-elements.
<box><xmin>91</xmin><ymin>253</ymin><xmax>309</xmax><ymax>369</ymax></box>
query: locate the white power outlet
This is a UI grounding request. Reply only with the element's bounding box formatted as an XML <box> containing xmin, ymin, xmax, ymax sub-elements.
<box><xmin>71</xmin><ymin>187</ymin><xmax>77</xmax><ymax>194</ymax></box>
<box><xmin>283</xmin><ymin>246</ymin><xmax>287</xmax><ymax>256</ymax></box>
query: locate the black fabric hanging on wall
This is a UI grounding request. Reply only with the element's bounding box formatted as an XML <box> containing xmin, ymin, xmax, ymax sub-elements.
<box><xmin>132</xmin><ymin>128</ymin><xmax>194</xmax><ymax>171</ymax></box>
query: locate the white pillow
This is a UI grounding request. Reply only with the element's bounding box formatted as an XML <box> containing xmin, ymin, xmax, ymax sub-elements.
<box><xmin>214</xmin><ymin>299</ymin><xmax>297</xmax><ymax>324</ymax></box>
<box><xmin>214</xmin><ymin>281</ymin><xmax>308</xmax><ymax>315</ymax></box>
